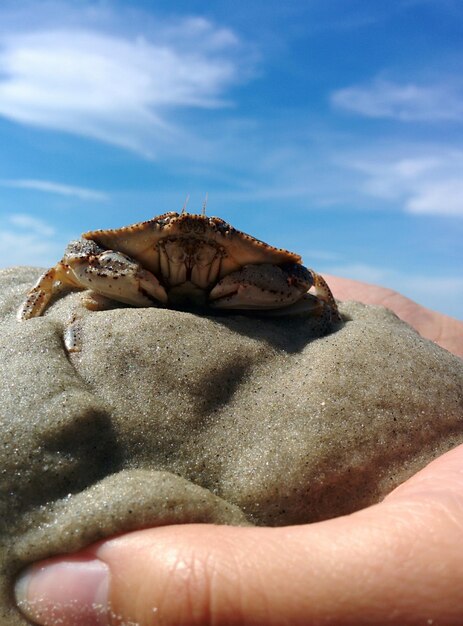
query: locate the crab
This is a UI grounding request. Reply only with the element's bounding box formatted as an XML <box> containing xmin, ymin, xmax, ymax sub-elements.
<box><xmin>17</xmin><ymin>211</ymin><xmax>340</xmax><ymax>322</ymax></box>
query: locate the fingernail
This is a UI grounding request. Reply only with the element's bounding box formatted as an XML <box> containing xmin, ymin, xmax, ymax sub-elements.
<box><xmin>15</xmin><ymin>558</ymin><xmax>109</xmax><ymax>626</ymax></box>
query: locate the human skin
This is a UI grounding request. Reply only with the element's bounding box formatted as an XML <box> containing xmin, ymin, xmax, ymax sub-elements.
<box><xmin>325</xmin><ymin>275</ymin><xmax>463</xmax><ymax>358</ymax></box>
<box><xmin>15</xmin><ymin>278</ymin><xmax>463</xmax><ymax>626</ymax></box>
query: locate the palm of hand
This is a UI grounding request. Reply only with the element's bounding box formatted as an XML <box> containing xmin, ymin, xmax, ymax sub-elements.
<box><xmin>326</xmin><ymin>275</ymin><xmax>463</xmax><ymax>358</ymax></box>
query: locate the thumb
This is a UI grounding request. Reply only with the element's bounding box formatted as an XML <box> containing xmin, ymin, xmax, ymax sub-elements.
<box><xmin>15</xmin><ymin>445</ymin><xmax>463</xmax><ymax>626</ymax></box>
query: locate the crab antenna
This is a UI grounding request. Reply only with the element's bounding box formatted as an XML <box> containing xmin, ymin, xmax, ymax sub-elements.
<box><xmin>202</xmin><ymin>193</ymin><xmax>208</xmax><ymax>216</ymax></box>
<box><xmin>181</xmin><ymin>194</ymin><xmax>190</xmax><ymax>215</ymax></box>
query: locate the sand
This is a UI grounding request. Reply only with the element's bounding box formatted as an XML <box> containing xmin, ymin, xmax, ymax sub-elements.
<box><xmin>1</xmin><ymin>266</ymin><xmax>462</xmax><ymax>625</ymax></box>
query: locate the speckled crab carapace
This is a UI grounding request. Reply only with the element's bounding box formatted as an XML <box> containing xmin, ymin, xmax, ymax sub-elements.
<box><xmin>18</xmin><ymin>211</ymin><xmax>340</xmax><ymax>322</ymax></box>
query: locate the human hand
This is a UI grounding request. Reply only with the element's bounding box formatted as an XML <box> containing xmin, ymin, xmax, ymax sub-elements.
<box><xmin>14</xmin><ymin>444</ymin><xmax>463</xmax><ymax>626</ymax></box>
<box><xmin>15</xmin><ymin>278</ymin><xmax>463</xmax><ymax>626</ymax></box>
<box><xmin>324</xmin><ymin>274</ymin><xmax>463</xmax><ymax>358</ymax></box>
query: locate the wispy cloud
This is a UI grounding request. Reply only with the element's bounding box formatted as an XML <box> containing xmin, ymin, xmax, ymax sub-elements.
<box><xmin>331</xmin><ymin>78</ymin><xmax>463</xmax><ymax>122</ymax></box>
<box><xmin>0</xmin><ymin>15</ymin><xmax>246</xmax><ymax>157</ymax></box>
<box><xmin>325</xmin><ymin>262</ymin><xmax>396</xmax><ymax>286</ymax></box>
<box><xmin>1</xmin><ymin>179</ymin><xmax>108</xmax><ymax>201</ymax></box>
<box><xmin>325</xmin><ymin>261</ymin><xmax>463</xmax><ymax>318</ymax></box>
<box><xmin>0</xmin><ymin>213</ymin><xmax>65</xmax><ymax>267</ymax></box>
<box><xmin>344</xmin><ymin>150</ymin><xmax>463</xmax><ymax>216</ymax></box>
<box><xmin>210</xmin><ymin>136</ymin><xmax>463</xmax><ymax>218</ymax></box>
<box><xmin>9</xmin><ymin>213</ymin><xmax>55</xmax><ymax>236</ymax></box>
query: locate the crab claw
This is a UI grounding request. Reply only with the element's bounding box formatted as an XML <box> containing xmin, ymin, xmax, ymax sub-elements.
<box><xmin>68</xmin><ymin>250</ymin><xmax>169</xmax><ymax>307</ymax></box>
<box><xmin>209</xmin><ymin>263</ymin><xmax>312</xmax><ymax>310</ymax></box>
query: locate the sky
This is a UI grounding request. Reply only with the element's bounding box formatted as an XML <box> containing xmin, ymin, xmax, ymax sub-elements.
<box><xmin>0</xmin><ymin>0</ymin><xmax>462</xmax><ymax>318</ymax></box>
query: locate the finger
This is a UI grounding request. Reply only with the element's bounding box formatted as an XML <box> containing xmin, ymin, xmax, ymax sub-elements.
<box><xmin>15</xmin><ymin>444</ymin><xmax>463</xmax><ymax>626</ymax></box>
<box><xmin>324</xmin><ymin>274</ymin><xmax>463</xmax><ymax>357</ymax></box>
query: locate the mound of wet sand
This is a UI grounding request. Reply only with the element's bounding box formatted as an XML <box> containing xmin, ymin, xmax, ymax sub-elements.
<box><xmin>1</xmin><ymin>267</ymin><xmax>462</xmax><ymax>625</ymax></box>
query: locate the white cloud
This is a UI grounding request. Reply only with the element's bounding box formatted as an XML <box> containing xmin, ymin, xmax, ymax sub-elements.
<box><xmin>0</xmin><ymin>17</ymin><xmax>245</xmax><ymax>157</ymax></box>
<box><xmin>325</xmin><ymin>262</ymin><xmax>389</xmax><ymax>285</ymax></box>
<box><xmin>0</xmin><ymin>230</ymin><xmax>62</xmax><ymax>267</ymax></box>
<box><xmin>1</xmin><ymin>179</ymin><xmax>108</xmax><ymax>201</ymax></box>
<box><xmin>325</xmin><ymin>261</ymin><xmax>463</xmax><ymax>318</ymax></box>
<box><xmin>344</xmin><ymin>150</ymin><xmax>463</xmax><ymax>217</ymax></box>
<box><xmin>8</xmin><ymin>213</ymin><xmax>55</xmax><ymax>236</ymax></box>
<box><xmin>0</xmin><ymin>213</ymin><xmax>65</xmax><ymax>267</ymax></box>
<box><xmin>406</xmin><ymin>179</ymin><xmax>463</xmax><ymax>216</ymax></box>
<box><xmin>331</xmin><ymin>78</ymin><xmax>463</xmax><ymax>121</ymax></box>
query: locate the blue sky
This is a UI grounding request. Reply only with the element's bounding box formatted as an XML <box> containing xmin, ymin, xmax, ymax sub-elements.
<box><xmin>0</xmin><ymin>0</ymin><xmax>462</xmax><ymax>318</ymax></box>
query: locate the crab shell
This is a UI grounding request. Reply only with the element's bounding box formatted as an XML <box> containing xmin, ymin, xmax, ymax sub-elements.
<box><xmin>17</xmin><ymin>212</ymin><xmax>340</xmax><ymax>320</ymax></box>
<box><xmin>84</xmin><ymin>211</ymin><xmax>301</xmax><ymax>282</ymax></box>
<box><xmin>82</xmin><ymin>212</ymin><xmax>322</xmax><ymax>310</ymax></box>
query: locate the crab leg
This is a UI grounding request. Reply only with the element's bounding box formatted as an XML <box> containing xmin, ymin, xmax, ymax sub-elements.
<box><xmin>17</xmin><ymin>263</ymin><xmax>82</xmax><ymax>320</ymax></box>
<box><xmin>18</xmin><ymin>243</ymin><xmax>169</xmax><ymax>320</ymax></box>
<box><xmin>309</xmin><ymin>270</ymin><xmax>341</xmax><ymax>320</ymax></box>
